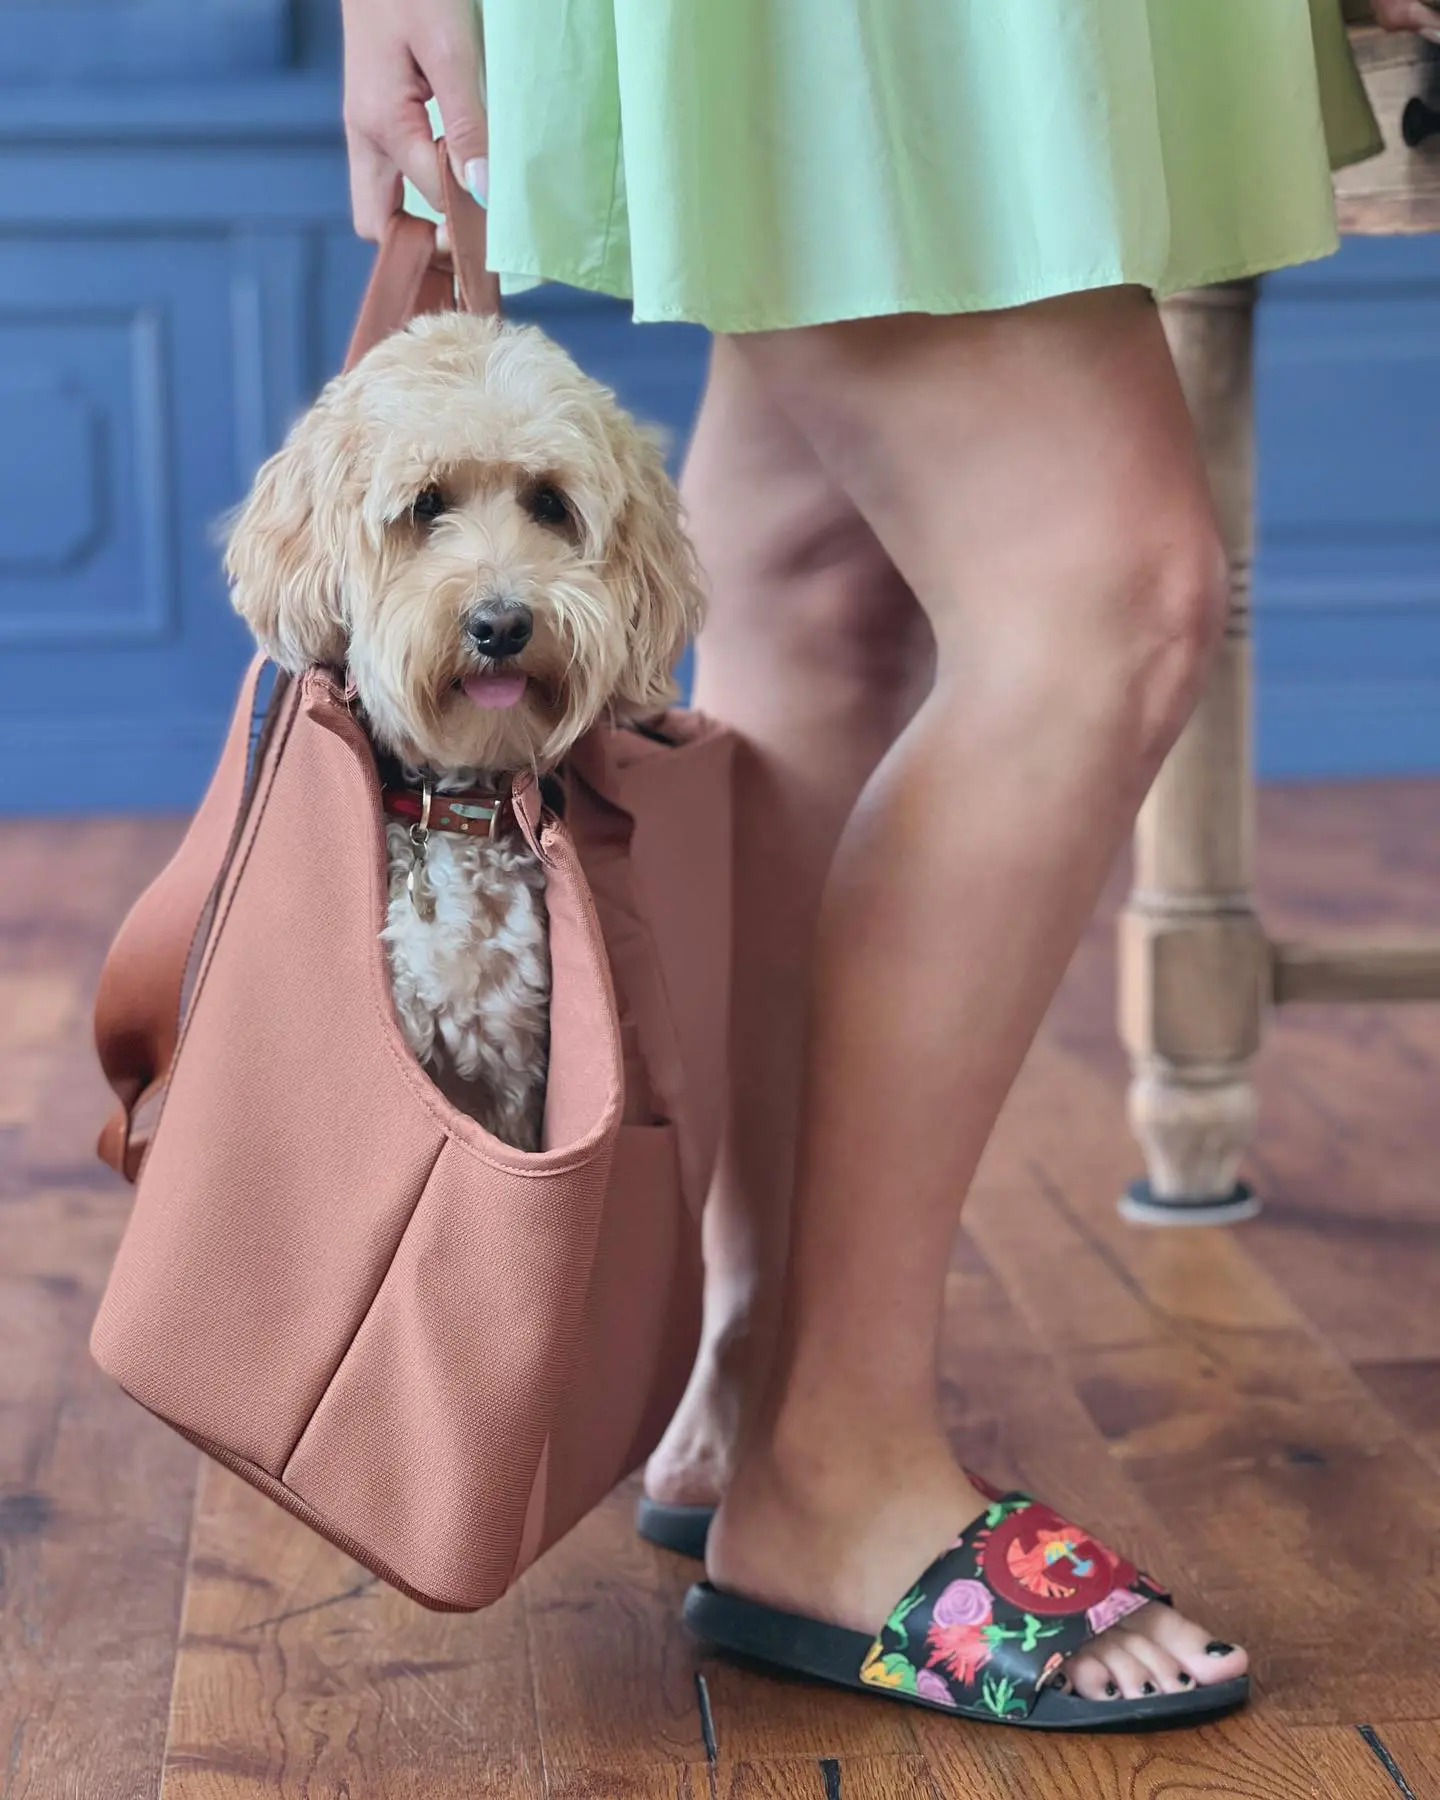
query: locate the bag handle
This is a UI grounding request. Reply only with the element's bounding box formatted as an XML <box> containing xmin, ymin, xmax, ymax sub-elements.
<box><xmin>96</xmin><ymin>655</ymin><xmax>276</xmax><ymax>1178</ymax></box>
<box><xmin>343</xmin><ymin>138</ymin><xmax>501</xmax><ymax>371</ymax></box>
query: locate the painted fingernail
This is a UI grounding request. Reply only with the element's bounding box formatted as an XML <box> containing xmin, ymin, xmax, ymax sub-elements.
<box><xmin>1104</xmin><ymin>1680</ymin><xmax>1119</xmax><ymax>1698</ymax></box>
<box><xmin>1141</xmin><ymin>1681</ymin><xmax>1157</xmax><ymax>1695</ymax></box>
<box><xmin>1177</xmin><ymin>1671</ymin><xmax>1194</xmax><ymax>1686</ymax></box>
<box><xmin>464</xmin><ymin>157</ymin><xmax>489</xmax><ymax>207</ymax></box>
<box><xmin>1206</xmin><ymin>1641</ymin><xmax>1235</xmax><ymax>1657</ymax></box>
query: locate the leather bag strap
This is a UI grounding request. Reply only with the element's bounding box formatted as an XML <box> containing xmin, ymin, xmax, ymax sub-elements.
<box><xmin>343</xmin><ymin>138</ymin><xmax>500</xmax><ymax>370</ymax></box>
<box><xmin>95</xmin><ymin>654</ymin><xmax>273</xmax><ymax>1178</ymax></box>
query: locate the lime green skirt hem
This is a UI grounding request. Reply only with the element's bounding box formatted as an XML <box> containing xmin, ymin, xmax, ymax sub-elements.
<box><xmin>496</xmin><ymin>234</ymin><xmax>1342</xmax><ymax>335</ymax></box>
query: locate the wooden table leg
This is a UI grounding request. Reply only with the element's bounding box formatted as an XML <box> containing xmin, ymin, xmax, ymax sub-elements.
<box><xmin>1118</xmin><ymin>280</ymin><xmax>1270</xmax><ymax>1226</ymax></box>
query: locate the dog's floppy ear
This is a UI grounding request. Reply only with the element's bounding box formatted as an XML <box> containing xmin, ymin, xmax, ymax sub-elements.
<box><xmin>224</xmin><ymin>395</ymin><xmax>358</xmax><ymax>672</ymax></box>
<box><xmin>601</xmin><ymin>420</ymin><xmax>706</xmax><ymax>716</ymax></box>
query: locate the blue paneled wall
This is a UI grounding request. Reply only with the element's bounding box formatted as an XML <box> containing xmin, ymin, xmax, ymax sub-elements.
<box><xmin>0</xmin><ymin>10</ymin><xmax>1436</xmax><ymax>811</ymax></box>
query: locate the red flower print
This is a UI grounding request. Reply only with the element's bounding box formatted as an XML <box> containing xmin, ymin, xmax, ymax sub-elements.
<box><xmin>927</xmin><ymin>1618</ymin><xmax>994</xmax><ymax>1687</ymax></box>
<box><xmin>980</xmin><ymin>1503</ymin><xmax>1138</xmax><ymax>1618</ymax></box>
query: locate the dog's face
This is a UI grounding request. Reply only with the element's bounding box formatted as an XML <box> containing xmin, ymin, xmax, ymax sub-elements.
<box><xmin>225</xmin><ymin>312</ymin><xmax>703</xmax><ymax>771</ymax></box>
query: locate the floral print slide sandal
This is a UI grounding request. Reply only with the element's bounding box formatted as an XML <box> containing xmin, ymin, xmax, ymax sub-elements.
<box><xmin>683</xmin><ymin>1485</ymin><xmax>1250</xmax><ymax>1731</ymax></box>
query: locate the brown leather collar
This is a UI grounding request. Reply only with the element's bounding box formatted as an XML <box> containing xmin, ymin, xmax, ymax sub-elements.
<box><xmin>381</xmin><ymin>778</ymin><xmax>507</xmax><ymax>840</ymax></box>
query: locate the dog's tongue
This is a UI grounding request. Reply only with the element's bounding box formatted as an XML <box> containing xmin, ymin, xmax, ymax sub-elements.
<box><xmin>461</xmin><ymin>672</ymin><xmax>528</xmax><ymax>710</ymax></box>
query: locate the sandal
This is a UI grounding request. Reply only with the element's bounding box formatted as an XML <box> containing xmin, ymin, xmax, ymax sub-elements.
<box><xmin>635</xmin><ymin>1496</ymin><xmax>715</xmax><ymax>1559</ymax></box>
<box><xmin>683</xmin><ymin>1482</ymin><xmax>1249</xmax><ymax>1730</ymax></box>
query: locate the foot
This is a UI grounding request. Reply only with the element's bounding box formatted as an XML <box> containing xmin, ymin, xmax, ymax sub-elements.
<box><xmin>643</xmin><ymin>1313</ymin><xmax>769</xmax><ymax>1507</ymax></box>
<box><xmin>707</xmin><ymin>1433</ymin><xmax>1248</xmax><ymax>1704</ymax></box>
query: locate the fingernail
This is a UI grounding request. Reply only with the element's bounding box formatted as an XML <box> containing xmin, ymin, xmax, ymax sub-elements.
<box><xmin>464</xmin><ymin>157</ymin><xmax>489</xmax><ymax>208</ymax></box>
<box><xmin>1206</xmin><ymin>1641</ymin><xmax>1235</xmax><ymax>1657</ymax></box>
<box><xmin>1104</xmin><ymin>1680</ymin><xmax>1119</xmax><ymax>1698</ymax></box>
<box><xmin>1424</xmin><ymin>28</ymin><xmax>1440</xmax><ymax>44</ymax></box>
<box><xmin>1141</xmin><ymin>1681</ymin><xmax>1157</xmax><ymax>1695</ymax></box>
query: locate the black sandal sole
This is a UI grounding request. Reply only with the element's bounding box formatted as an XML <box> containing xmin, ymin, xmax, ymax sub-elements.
<box><xmin>684</xmin><ymin>1582</ymin><xmax>1250</xmax><ymax>1732</ymax></box>
<box><xmin>635</xmin><ymin>1497</ymin><xmax>715</xmax><ymax>1560</ymax></box>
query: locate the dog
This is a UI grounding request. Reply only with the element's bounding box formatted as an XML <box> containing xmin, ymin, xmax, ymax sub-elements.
<box><xmin>223</xmin><ymin>310</ymin><xmax>703</xmax><ymax>1150</ymax></box>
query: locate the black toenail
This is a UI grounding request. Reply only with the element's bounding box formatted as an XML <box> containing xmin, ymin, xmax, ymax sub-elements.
<box><xmin>1141</xmin><ymin>1681</ymin><xmax>1157</xmax><ymax>1695</ymax></box>
<box><xmin>1177</xmin><ymin>1672</ymin><xmax>1194</xmax><ymax>1686</ymax></box>
<box><xmin>1206</xmin><ymin>1641</ymin><xmax>1235</xmax><ymax>1657</ymax></box>
<box><xmin>1104</xmin><ymin>1681</ymin><xmax>1119</xmax><ymax>1697</ymax></box>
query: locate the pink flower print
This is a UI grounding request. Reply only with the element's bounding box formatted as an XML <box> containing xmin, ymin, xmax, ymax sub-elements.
<box><xmin>914</xmin><ymin>1668</ymin><xmax>955</xmax><ymax>1707</ymax></box>
<box><xmin>931</xmin><ymin>1578</ymin><xmax>993</xmax><ymax>1628</ymax></box>
<box><xmin>1086</xmin><ymin>1588</ymin><xmax>1147</xmax><ymax>1635</ymax></box>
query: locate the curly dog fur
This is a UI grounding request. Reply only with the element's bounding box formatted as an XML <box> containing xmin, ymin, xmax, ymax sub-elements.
<box><xmin>224</xmin><ymin>310</ymin><xmax>703</xmax><ymax>1148</ymax></box>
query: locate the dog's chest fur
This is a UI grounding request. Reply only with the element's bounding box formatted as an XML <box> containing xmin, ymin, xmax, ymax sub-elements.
<box><xmin>381</xmin><ymin>821</ymin><xmax>550</xmax><ymax>1152</ymax></box>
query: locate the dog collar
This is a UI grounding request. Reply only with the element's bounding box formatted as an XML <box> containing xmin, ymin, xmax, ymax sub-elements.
<box><xmin>381</xmin><ymin>777</ymin><xmax>508</xmax><ymax>840</ymax></box>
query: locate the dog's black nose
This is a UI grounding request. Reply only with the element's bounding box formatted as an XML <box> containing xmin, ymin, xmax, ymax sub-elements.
<box><xmin>466</xmin><ymin>601</ymin><xmax>533</xmax><ymax>660</ymax></box>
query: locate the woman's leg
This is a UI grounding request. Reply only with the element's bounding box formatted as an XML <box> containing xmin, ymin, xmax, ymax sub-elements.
<box><xmin>708</xmin><ymin>289</ymin><xmax>1248</xmax><ymax>1701</ymax></box>
<box><xmin>645</xmin><ymin>337</ymin><xmax>934</xmax><ymax>1503</ymax></box>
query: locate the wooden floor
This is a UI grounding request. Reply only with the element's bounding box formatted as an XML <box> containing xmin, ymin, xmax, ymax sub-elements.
<box><xmin>2</xmin><ymin>781</ymin><xmax>1438</xmax><ymax>1800</ymax></box>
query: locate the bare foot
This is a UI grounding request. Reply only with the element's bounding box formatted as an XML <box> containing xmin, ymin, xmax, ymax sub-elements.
<box><xmin>707</xmin><ymin>1432</ymin><xmax>1248</xmax><ymax>1703</ymax></box>
<box><xmin>643</xmin><ymin>1313</ymin><xmax>769</xmax><ymax>1507</ymax></box>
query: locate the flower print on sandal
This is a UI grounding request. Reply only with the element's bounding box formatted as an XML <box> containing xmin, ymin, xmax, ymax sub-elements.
<box><xmin>684</xmin><ymin>1484</ymin><xmax>1249</xmax><ymax>1731</ymax></box>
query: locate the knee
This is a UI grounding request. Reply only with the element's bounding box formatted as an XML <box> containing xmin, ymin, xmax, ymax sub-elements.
<box><xmin>1122</xmin><ymin>518</ymin><xmax>1229</xmax><ymax>766</ymax></box>
<box><xmin>967</xmin><ymin>503</ymin><xmax>1228</xmax><ymax>776</ymax></box>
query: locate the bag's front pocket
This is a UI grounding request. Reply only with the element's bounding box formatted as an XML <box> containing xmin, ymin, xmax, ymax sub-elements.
<box><xmin>282</xmin><ymin>1133</ymin><xmax>615</xmax><ymax>1612</ymax></box>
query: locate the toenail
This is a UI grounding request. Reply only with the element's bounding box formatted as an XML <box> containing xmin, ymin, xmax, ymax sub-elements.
<box><xmin>1104</xmin><ymin>1680</ymin><xmax>1119</xmax><ymax>1697</ymax></box>
<box><xmin>1141</xmin><ymin>1681</ymin><xmax>1157</xmax><ymax>1695</ymax></box>
<box><xmin>1206</xmin><ymin>1641</ymin><xmax>1235</xmax><ymax>1657</ymax></box>
<box><xmin>1177</xmin><ymin>1671</ymin><xmax>1194</xmax><ymax>1686</ymax></box>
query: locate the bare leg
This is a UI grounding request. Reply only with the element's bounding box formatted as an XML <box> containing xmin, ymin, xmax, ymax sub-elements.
<box><xmin>645</xmin><ymin>338</ymin><xmax>933</xmax><ymax>1503</ymax></box>
<box><xmin>706</xmin><ymin>290</ymin><xmax>1248</xmax><ymax>1700</ymax></box>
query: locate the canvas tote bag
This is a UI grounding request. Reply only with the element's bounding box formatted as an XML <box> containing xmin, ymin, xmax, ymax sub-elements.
<box><xmin>89</xmin><ymin>155</ymin><xmax>732</xmax><ymax>1612</ymax></box>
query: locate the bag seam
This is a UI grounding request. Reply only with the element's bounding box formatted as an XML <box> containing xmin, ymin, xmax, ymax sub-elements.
<box><xmin>277</xmin><ymin>1131</ymin><xmax>450</xmax><ymax>1475</ymax></box>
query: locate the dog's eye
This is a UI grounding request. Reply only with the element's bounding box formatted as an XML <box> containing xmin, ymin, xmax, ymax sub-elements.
<box><xmin>411</xmin><ymin>485</ymin><xmax>449</xmax><ymax>525</ymax></box>
<box><xmin>524</xmin><ymin>482</ymin><xmax>573</xmax><ymax>532</ymax></box>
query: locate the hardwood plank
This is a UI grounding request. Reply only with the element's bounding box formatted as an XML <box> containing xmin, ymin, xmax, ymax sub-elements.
<box><xmin>1364</xmin><ymin>1722</ymin><xmax>1440</xmax><ymax>1794</ymax></box>
<box><xmin>717</xmin><ymin>1753</ymin><xmax>941</xmax><ymax>1798</ymax></box>
<box><xmin>0</xmin><ymin>1184</ymin><xmax>199</xmax><ymax>1800</ymax></box>
<box><xmin>0</xmin><ymin>818</ymin><xmax>200</xmax><ymax>1800</ymax></box>
<box><xmin>519</xmin><ymin>1481</ymin><xmax>708</xmax><ymax>1792</ymax></box>
<box><xmin>1242</xmin><ymin>1007</ymin><xmax>1440</xmax><ymax>1367</ymax></box>
<box><xmin>1291</xmin><ymin>1724</ymin><xmax>1434</xmax><ymax>1799</ymax></box>
<box><xmin>967</xmin><ymin>1036</ymin><xmax>1440</xmax><ymax>1726</ymax></box>
<box><xmin>919</xmin><ymin>1710</ymin><xmax>1362</xmax><ymax>1800</ymax></box>
<box><xmin>1354</xmin><ymin>1361</ymin><xmax>1440</xmax><ymax>1469</ymax></box>
<box><xmin>162</xmin><ymin>1461</ymin><xmax>544</xmax><ymax>1799</ymax></box>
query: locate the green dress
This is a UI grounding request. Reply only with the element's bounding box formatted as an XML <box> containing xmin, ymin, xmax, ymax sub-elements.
<box><xmin>415</xmin><ymin>0</ymin><xmax>1381</xmax><ymax>333</ymax></box>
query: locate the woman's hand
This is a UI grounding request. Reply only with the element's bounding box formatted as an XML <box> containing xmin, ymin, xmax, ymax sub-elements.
<box><xmin>340</xmin><ymin>0</ymin><xmax>488</xmax><ymax>239</ymax></box>
<box><xmin>1371</xmin><ymin>0</ymin><xmax>1440</xmax><ymax>44</ymax></box>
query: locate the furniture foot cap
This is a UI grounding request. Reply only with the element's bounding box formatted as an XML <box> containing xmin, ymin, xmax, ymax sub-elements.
<box><xmin>1118</xmin><ymin>1179</ymin><xmax>1260</xmax><ymax>1228</ymax></box>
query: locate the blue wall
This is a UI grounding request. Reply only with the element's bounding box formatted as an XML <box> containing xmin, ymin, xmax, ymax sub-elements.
<box><xmin>0</xmin><ymin>12</ymin><xmax>1436</xmax><ymax>811</ymax></box>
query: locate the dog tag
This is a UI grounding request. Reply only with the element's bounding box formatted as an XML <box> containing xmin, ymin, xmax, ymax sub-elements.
<box><xmin>407</xmin><ymin>856</ymin><xmax>437</xmax><ymax>922</ymax></box>
<box><xmin>406</xmin><ymin>776</ymin><xmax>437</xmax><ymax>920</ymax></box>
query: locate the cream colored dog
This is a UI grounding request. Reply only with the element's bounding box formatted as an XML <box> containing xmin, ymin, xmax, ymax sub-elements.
<box><xmin>224</xmin><ymin>311</ymin><xmax>703</xmax><ymax>1149</ymax></box>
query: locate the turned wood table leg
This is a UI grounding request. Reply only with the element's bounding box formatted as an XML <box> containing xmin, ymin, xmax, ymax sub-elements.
<box><xmin>1118</xmin><ymin>280</ymin><xmax>1270</xmax><ymax>1226</ymax></box>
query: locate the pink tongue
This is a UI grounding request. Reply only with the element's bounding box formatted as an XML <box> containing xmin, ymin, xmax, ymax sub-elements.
<box><xmin>461</xmin><ymin>672</ymin><xmax>528</xmax><ymax>710</ymax></box>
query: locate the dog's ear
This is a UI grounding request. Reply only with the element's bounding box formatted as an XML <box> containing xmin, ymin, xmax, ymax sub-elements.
<box><xmin>601</xmin><ymin>419</ymin><xmax>705</xmax><ymax>716</ymax></box>
<box><xmin>223</xmin><ymin>396</ymin><xmax>359</xmax><ymax>672</ymax></box>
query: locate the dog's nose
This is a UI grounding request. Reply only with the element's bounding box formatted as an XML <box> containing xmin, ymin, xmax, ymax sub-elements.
<box><xmin>466</xmin><ymin>600</ymin><xmax>534</xmax><ymax>661</ymax></box>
